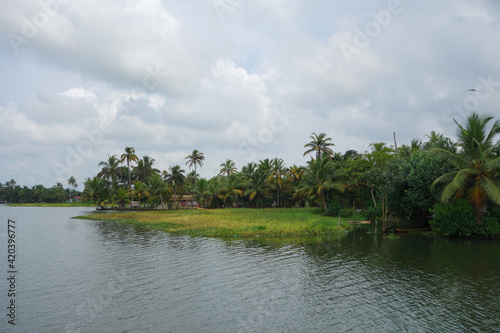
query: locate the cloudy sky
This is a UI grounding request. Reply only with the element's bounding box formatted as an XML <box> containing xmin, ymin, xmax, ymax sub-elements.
<box><xmin>1</xmin><ymin>0</ymin><xmax>500</xmax><ymax>189</ymax></box>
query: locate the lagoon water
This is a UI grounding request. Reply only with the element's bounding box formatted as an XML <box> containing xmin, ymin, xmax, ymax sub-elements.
<box><xmin>0</xmin><ymin>206</ymin><xmax>499</xmax><ymax>332</ymax></box>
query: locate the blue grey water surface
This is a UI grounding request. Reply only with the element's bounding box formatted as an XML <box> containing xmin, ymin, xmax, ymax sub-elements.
<box><xmin>0</xmin><ymin>206</ymin><xmax>499</xmax><ymax>332</ymax></box>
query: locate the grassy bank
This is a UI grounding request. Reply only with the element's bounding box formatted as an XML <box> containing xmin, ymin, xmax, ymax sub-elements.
<box><xmin>74</xmin><ymin>208</ymin><xmax>354</xmax><ymax>238</ymax></box>
<box><xmin>7</xmin><ymin>202</ymin><xmax>95</xmax><ymax>207</ymax></box>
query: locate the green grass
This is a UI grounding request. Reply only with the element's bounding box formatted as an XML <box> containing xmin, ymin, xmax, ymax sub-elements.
<box><xmin>74</xmin><ymin>208</ymin><xmax>354</xmax><ymax>238</ymax></box>
<box><xmin>7</xmin><ymin>202</ymin><xmax>95</xmax><ymax>207</ymax></box>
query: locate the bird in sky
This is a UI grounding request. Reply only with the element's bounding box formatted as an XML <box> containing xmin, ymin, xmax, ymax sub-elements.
<box><xmin>466</xmin><ymin>88</ymin><xmax>478</xmax><ymax>92</ymax></box>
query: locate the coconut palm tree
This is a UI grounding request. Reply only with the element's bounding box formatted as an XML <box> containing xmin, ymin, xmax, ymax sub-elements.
<box><xmin>113</xmin><ymin>188</ymin><xmax>131</xmax><ymax>209</ymax></box>
<box><xmin>431</xmin><ymin>112</ymin><xmax>500</xmax><ymax>222</ymax></box>
<box><xmin>193</xmin><ymin>178</ymin><xmax>211</xmax><ymax>208</ymax></box>
<box><xmin>303</xmin><ymin>132</ymin><xmax>335</xmax><ymax>159</ymax></box>
<box><xmin>132</xmin><ymin>181</ymin><xmax>150</xmax><ymax>208</ymax></box>
<box><xmin>218</xmin><ymin>173</ymin><xmax>244</xmax><ymax>207</ymax></box>
<box><xmin>164</xmin><ymin>165</ymin><xmax>185</xmax><ymax>209</ymax></box>
<box><xmin>67</xmin><ymin>176</ymin><xmax>77</xmax><ymax>197</ymax></box>
<box><xmin>219</xmin><ymin>159</ymin><xmax>237</xmax><ymax>177</ymax></box>
<box><xmin>133</xmin><ymin>155</ymin><xmax>160</xmax><ymax>183</ymax></box>
<box><xmin>185</xmin><ymin>150</ymin><xmax>205</xmax><ymax>180</ymax></box>
<box><xmin>269</xmin><ymin>158</ymin><xmax>285</xmax><ymax>207</ymax></box>
<box><xmin>294</xmin><ymin>154</ymin><xmax>348</xmax><ymax>210</ymax></box>
<box><xmin>146</xmin><ymin>174</ymin><xmax>166</xmax><ymax>209</ymax></box>
<box><xmin>120</xmin><ymin>147</ymin><xmax>139</xmax><ymax>189</ymax></box>
<box><xmin>245</xmin><ymin>169</ymin><xmax>271</xmax><ymax>208</ymax></box>
<box><xmin>98</xmin><ymin>155</ymin><xmax>121</xmax><ymax>186</ymax></box>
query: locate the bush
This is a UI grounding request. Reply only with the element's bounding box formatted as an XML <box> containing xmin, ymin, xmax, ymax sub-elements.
<box><xmin>323</xmin><ymin>200</ymin><xmax>343</xmax><ymax>217</ymax></box>
<box><xmin>364</xmin><ymin>205</ymin><xmax>382</xmax><ymax>223</ymax></box>
<box><xmin>339</xmin><ymin>208</ymin><xmax>354</xmax><ymax>218</ymax></box>
<box><xmin>430</xmin><ymin>199</ymin><xmax>500</xmax><ymax>236</ymax></box>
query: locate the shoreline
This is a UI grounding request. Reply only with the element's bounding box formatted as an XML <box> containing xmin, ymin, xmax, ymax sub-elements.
<box><xmin>74</xmin><ymin>207</ymin><xmax>357</xmax><ymax>238</ymax></box>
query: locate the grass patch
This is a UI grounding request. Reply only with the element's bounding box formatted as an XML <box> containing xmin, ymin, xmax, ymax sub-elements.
<box><xmin>74</xmin><ymin>208</ymin><xmax>353</xmax><ymax>238</ymax></box>
<box><xmin>7</xmin><ymin>202</ymin><xmax>95</xmax><ymax>207</ymax></box>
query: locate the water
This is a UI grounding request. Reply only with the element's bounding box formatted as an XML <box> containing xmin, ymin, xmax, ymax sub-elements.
<box><xmin>0</xmin><ymin>206</ymin><xmax>499</xmax><ymax>332</ymax></box>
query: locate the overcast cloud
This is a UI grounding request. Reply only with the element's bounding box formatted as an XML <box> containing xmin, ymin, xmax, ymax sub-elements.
<box><xmin>1</xmin><ymin>0</ymin><xmax>500</xmax><ymax>189</ymax></box>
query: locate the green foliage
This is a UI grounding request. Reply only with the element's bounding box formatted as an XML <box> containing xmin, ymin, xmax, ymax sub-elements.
<box><xmin>364</xmin><ymin>205</ymin><xmax>382</xmax><ymax>223</ymax></box>
<box><xmin>430</xmin><ymin>198</ymin><xmax>500</xmax><ymax>236</ymax></box>
<box><xmin>339</xmin><ymin>208</ymin><xmax>353</xmax><ymax>218</ymax></box>
<box><xmin>387</xmin><ymin>151</ymin><xmax>453</xmax><ymax>228</ymax></box>
<box><xmin>323</xmin><ymin>199</ymin><xmax>343</xmax><ymax>217</ymax></box>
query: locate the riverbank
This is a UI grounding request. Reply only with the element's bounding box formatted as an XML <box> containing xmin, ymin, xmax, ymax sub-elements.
<box><xmin>7</xmin><ymin>202</ymin><xmax>95</xmax><ymax>207</ymax></box>
<box><xmin>74</xmin><ymin>208</ymin><xmax>355</xmax><ymax>237</ymax></box>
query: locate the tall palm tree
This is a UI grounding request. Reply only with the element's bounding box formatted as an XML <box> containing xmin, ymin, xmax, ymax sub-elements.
<box><xmin>67</xmin><ymin>176</ymin><xmax>77</xmax><ymax>197</ymax></box>
<box><xmin>185</xmin><ymin>150</ymin><xmax>205</xmax><ymax>180</ymax></box>
<box><xmin>269</xmin><ymin>158</ymin><xmax>285</xmax><ymax>208</ymax></box>
<box><xmin>431</xmin><ymin>112</ymin><xmax>500</xmax><ymax>222</ymax></box>
<box><xmin>303</xmin><ymin>132</ymin><xmax>335</xmax><ymax>159</ymax></box>
<box><xmin>120</xmin><ymin>147</ymin><xmax>139</xmax><ymax>189</ymax></box>
<box><xmin>164</xmin><ymin>165</ymin><xmax>185</xmax><ymax>209</ymax></box>
<box><xmin>219</xmin><ymin>159</ymin><xmax>237</xmax><ymax>177</ymax></box>
<box><xmin>98</xmin><ymin>155</ymin><xmax>121</xmax><ymax>186</ymax></box>
<box><xmin>294</xmin><ymin>155</ymin><xmax>347</xmax><ymax>210</ymax></box>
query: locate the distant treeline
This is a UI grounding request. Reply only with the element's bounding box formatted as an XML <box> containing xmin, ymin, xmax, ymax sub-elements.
<box><xmin>0</xmin><ymin>178</ymin><xmax>80</xmax><ymax>203</ymax></box>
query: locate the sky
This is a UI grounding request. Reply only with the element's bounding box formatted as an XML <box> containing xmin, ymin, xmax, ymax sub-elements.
<box><xmin>1</xmin><ymin>0</ymin><xmax>500</xmax><ymax>189</ymax></box>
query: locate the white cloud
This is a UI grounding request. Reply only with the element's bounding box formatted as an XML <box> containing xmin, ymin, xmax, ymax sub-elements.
<box><xmin>1</xmin><ymin>0</ymin><xmax>500</xmax><ymax>187</ymax></box>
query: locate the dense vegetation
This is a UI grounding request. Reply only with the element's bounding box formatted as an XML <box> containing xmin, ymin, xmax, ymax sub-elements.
<box><xmin>0</xmin><ymin>177</ymin><xmax>79</xmax><ymax>204</ymax></box>
<box><xmin>4</xmin><ymin>113</ymin><xmax>500</xmax><ymax>237</ymax></box>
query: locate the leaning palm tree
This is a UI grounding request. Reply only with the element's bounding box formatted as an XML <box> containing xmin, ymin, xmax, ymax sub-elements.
<box><xmin>120</xmin><ymin>147</ymin><xmax>139</xmax><ymax>189</ymax></box>
<box><xmin>185</xmin><ymin>150</ymin><xmax>205</xmax><ymax>180</ymax></box>
<box><xmin>245</xmin><ymin>169</ymin><xmax>271</xmax><ymax>208</ymax></box>
<box><xmin>430</xmin><ymin>112</ymin><xmax>500</xmax><ymax>223</ymax></box>
<box><xmin>219</xmin><ymin>159</ymin><xmax>237</xmax><ymax>177</ymax></box>
<box><xmin>303</xmin><ymin>132</ymin><xmax>335</xmax><ymax>159</ymax></box>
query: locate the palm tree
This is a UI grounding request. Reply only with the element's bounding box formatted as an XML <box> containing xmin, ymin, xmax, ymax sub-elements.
<box><xmin>164</xmin><ymin>165</ymin><xmax>185</xmax><ymax>209</ymax></box>
<box><xmin>82</xmin><ymin>177</ymin><xmax>110</xmax><ymax>209</ymax></box>
<box><xmin>218</xmin><ymin>173</ymin><xmax>244</xmax><ymax>207</ymax></box>
<box><xmin>185</xmin><ymin>150</ymin><xmax>205</xmax><ymax>180</ymax></box>
<box><xmin>431</xmin><ymin>112</ymin><xmax>500</xmax><ymax>222</ymax></box>
<box><xmin>193</xmin><ymin>178</ymin><xmax>211</xmax><ymax>208</ymax></box>
<box><xmin>67</xmin><ymin>176</ymin><xmax>77</xmax><ymax>198</ymax></box>
<box><xmin>113</xmin><ymin>188</ymin><xmax>131</xmax><ymax>209</ymax></box>
<box><xmin>219</xmin><ymin>159</ymin><xmax>237</xmax><ymax>177</ymax></box>
<box><xmin>146</xmin><ymin>174</ymin><xmax>166</xmax><ymax>209</ymax></box>
<box><xmin>294</xmin><ymin>154</ymin><xmax>348</xmax><ymax>210</ymax></box>
<box><xmin>132</xmin><ymin>181</ymin><xmax>150</xmax><ymax>208</ymax></box>
<box><xmin>245</xmin><ymin>169</ymin><xmax>271</xmax><ymax>208</ymax></box>
<box><xmin>133</xmin><ymin>155</ymin><xmax>160</xmax><ymax>183</ymax></box>
<box><xmin>303</xmin><ymin>132</ymin><xmax>335</xmax><ymax>159</ymax></box>
<box><xmin>120</xmin><ymin>147</ymin><xmax>139</xmax><ymax>189</ymax></box>
<box><xmin>98</xmin><ymin>155</ymin><xmax>121</xmax><ymax>186</ymax></box>
<box><xmin>269</xmin><ymin>158</ymin><xmax>285</xmax><ymax>207</ymax></box>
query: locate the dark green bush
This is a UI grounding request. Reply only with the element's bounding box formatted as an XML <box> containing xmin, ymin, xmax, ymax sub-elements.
<box><xmin>430</xmin><ymin>199</ymin><xmax>500</xmax><ymax>236</ymax></box>
<box><xmin>339</xmin><ymin>208</ymin><xmax>354</xmax><ymax>218</ymax></box>
<box><xmin>323</xmin><ymin>200</ymin><xmax>343</xmax><ymax>217</ymax></box>
<box><xmin>364</xmin><ymin>205</ymin><xmax>382</xmax><ymax>222</ymax></box>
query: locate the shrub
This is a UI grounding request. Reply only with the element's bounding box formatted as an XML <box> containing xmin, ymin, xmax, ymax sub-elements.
<box><xmin>430</xmin><ymin>199</ymin><xmax>500</xmax><ymax>236</ymax></box>
<box><xmin>339</xmin><ymin>208</ymin><xmax>354</xmax><ymax>218</ymax></box>
<box><xmin>323</xmin><ymin>199</ymin><xmax>343</xmax><ymax>217</ymax></box>
<box><xmin>364</xmin><ymin>205</ymin><xmax>382</xmax><ymax>223</ymax></box>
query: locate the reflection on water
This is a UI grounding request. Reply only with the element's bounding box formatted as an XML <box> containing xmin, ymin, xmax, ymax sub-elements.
<box><xmin>0</xmin><ymin>207</ymin><xmax>499</xmax><ymax>332</ymax></box>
